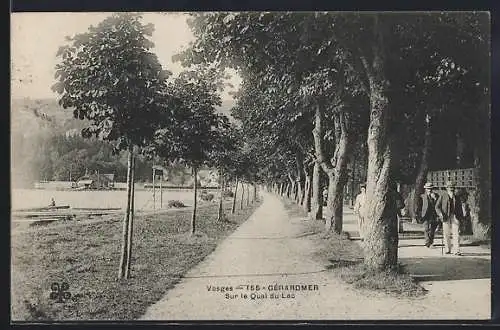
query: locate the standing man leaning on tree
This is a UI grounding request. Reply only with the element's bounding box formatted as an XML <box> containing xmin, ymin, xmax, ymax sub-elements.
<box><xmin>415</xmin><ymin>182</ymin><xmax>440</xmax><ymax>248</ymax></box>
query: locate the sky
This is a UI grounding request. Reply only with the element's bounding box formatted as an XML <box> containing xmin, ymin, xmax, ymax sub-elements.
<box><xmin>11</xmin><ymin>12</ymin><xmax>241</xmax><ymax>101</ymax></box>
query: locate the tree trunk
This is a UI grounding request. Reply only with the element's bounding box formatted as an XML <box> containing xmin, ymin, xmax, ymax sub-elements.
<box><xmin>295</xmin><ymin>152</ymin><xmax>304</xmax><ymax>204</ymax></box>
<box><xmin>118</xmin><ymin>146</ymin><xmax>133</xmax><ymax>279</ymax></box>
<box><xmin>472</xmin><ymin>151</ymin><xmax>491</xmax><ymax>240</ymax></box>
<box><xmin>217</xmin><ymin>169</ymin><xmax>224</xmax><ymax>222</ymax></box>
<box><xmin>160</xmin><ymin>174</ymin><xmax>163</xmax><ymax>208</ymax></box>
<box><xmin>456</xmin><ymin>131</ymin><xmax>465</xmax><ymax>167</ymax></box>
<box><xmin>310</xmin><ymin>161</ymin><xmax>323</xmax><ymax>219</ymax></box>
<box><xmin>296</xmin><ymin>180</ymin><xmax>303</xmax><ymax>204</ymax></box>
<box><xmin>312</xmin><ymin>102</ymin><xmax>350</xmax><ymax>231</ymax></box>
<box><xmin>471</xmin><ymin>98</ymin><xmax>491</xmax><ymax>240</ymax></box>
<box><xmin>152</xmin><ymin>163</ymin><xmax>156</xmax><ymax>210</ymax></box>
<box><xmin>324</xmin><ymin>112</ymin><xmax>351</xmax><ymax>233</ymax></box>
<box><xmin>191</xmin><ymin>166</ymin><xmax>198</xmax><ymax>235</ymax></box>
<box><xmin>360</xmin><ymin>15</ymin><xmax>398</xmax><ymax>271</ymax></box>
<box><xmin>240</xmin><ymin>181</ymin><xmax>245</xmax><ymax>209</ymax></box>
<box><xmin>324</xmin><ymin>171</ymin><xmax>335</xmax><ymax>231</ymax></box>
<box><xmin>246</xmin><ymin>183</ymin><xmax>250</xmax><ymax>206</ymax></box>
<box><xmin>350</xmin><ymin>155</ymin><xmax>356</xmax><ymax>207</ymax></box>
<box><xmin>124</xmin><ymin>152</ymin><xmax>135</xmax><ymax>278</ymax></box>
<box><xmin>288</xmin><ymin>175</ymin><xmax>296</xmax><ymax>199</ymax></box>
<box><xmin>300</xmin><ymin>177</ymin><xmax>308</xmax><ymax>206</ymax></box>
<box><xmin>324</xmin><ymin>169</ymin><xmax>348</xmax><ymax>233</ymax></box>
<box><xmin>303</xmin><ymin>165</ymin><xmax>312</xmax><ymax>213</ymax></box>
<box><xmin>231</xmin><ymin>178</ymin><xmax>239</xmax><ymax>214</ymax></box>
<box><xmin>412</xmin><ymin>114</ymin><xmax>432</xmax><ymax>219</ymax></box>
<box><xmin>253</xmin><ymin>184</ymin><xmax>258</xmax><ymax>202</ymax></box>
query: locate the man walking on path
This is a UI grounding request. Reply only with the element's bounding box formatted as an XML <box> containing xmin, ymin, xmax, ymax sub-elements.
<box><xmin>415</xmin><ymin>182</ymin><xmax>439</xmax><ymax>248</ymax></box>
<box><xmin>435</xmin><ymin>181</ymin><xmax>464</xmax><ymax>256</ymax></box>
<box><xmin>353</xmin><ymin>183</ymin><xmax>366</xmax><ymax>240</ymax></box>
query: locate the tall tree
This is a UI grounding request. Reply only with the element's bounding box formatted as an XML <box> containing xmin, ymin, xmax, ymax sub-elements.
<box><xmin>52</xmin><ymin>13</ymin><xmax>171</xmax><ymax>278</ymax></box>
<box><xmin>149</xmin><ymin>67</ymin><xmax>225</xmax><ymax>234</ymax></box>
<box><xmin>176</xmin><ymin>11</ymin><xmax>490</xmax><ymax>270</ymax></box>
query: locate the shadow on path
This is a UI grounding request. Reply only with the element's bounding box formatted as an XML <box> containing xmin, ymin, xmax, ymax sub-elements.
<box><xmin>182</xmin><ymin>269</ymin><xmax>328</xmax><ymax>279</ymax></box>
<box><xmin>400</xmin><ymin>257</ymin><xmax>491</xmax><ymax>282</ymax></box>
<box><xmin>325</xmin><ymin>258</ymin><xmax>363</xmax><ymax>270</ymax></box>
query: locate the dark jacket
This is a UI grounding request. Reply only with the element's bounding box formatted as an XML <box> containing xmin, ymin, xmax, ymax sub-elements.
<box><xmin>435</xmin><ymin>192</ymin><xmax>467</xmax><ymax>223</ymax></box>
<box><xmin>415</xmin><ymin>192</ymin><xmax>438</xmax><ymax>223</ymax></box>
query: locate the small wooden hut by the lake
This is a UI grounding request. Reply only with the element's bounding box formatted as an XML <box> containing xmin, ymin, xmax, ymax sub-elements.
<box><xmin>76</xmin><ymin>173</ymin><xmax>115</xmax><ymax>189</ymax></box>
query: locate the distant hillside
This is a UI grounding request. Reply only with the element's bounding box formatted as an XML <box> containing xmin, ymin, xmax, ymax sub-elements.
<box><xmin>11</xmin><ymin>98</ymin><xmax>88</xmax><ymax>138</ymax></box>
<box><xmin>11</xmin><ymin>97</ymin><xmax>238</xmax><ymax>136</ymax></box>
<box><xmin>10</xmin><ymin>97</ymin><xmax>238</xmax><ymax>188</ymax></box>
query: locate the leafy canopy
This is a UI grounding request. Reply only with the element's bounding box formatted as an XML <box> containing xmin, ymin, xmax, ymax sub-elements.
<box><xmin>52</xmin><ymin>13</ymin><xmax>173</xmax><ymax>151</ymax></box>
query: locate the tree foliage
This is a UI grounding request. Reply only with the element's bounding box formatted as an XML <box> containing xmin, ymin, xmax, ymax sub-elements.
<box><xmin>176</xmin><ymin>11</ymin><xmax>490</xmax><ymax>269</ymax></box>
<box><xmin>52</xmin><ymin>13</ymin><xmax>172</xmax><ymax>150</ymax></box>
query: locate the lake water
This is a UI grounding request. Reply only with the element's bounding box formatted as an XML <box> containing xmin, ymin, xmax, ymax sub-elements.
<box><xmin>11</xmin><ymin>188</ymin><xmax>198</xmax><ymax>211</ymax></box>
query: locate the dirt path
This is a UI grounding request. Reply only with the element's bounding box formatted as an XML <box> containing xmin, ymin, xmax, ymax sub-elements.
<box><xmin>141</xmin><ymin>192</ymin><xmax>490</xmax><ymax>320</ymax></box>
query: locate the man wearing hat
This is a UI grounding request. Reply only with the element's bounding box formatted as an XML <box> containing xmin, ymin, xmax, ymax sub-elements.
<box><xmin>415</xmin><ymin>182</ymin><xmax>439</xmax><ymax>247</ymax></box>
<box><xmin>353</xmin><ymin>183</ymin><xmax>367</xmax><ymax>240</ymax></box>
<box><xmin>435</xmin><ymin>180</ymin><xmax>463</xmax><ymax>255</ymax></box>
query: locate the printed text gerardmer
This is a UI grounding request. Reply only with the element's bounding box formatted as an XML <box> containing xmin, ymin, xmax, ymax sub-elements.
<box><xmin>207</xmin><ymin>284</ymin><xmax>320</xmax><ymax>292</ymax></box>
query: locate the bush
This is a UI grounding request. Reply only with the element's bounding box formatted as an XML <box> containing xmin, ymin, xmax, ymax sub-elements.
<box><xmin>168</xmin><ymin>200</ymin><xmax>186</xmax><ymax>208</ymax></box>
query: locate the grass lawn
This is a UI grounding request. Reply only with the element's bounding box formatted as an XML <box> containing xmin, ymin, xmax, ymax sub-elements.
<box><xmin>11</xmin><ymin>199</ymin><xmax>262</xmax><ymax>321</ymax></box>
<box><xmin>281</xmin><ymin>198</ymin><xmax>426</xmax><ymax>298</ymax></box>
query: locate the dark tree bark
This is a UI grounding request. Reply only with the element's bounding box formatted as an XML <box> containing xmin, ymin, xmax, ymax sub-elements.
<box><xmin>246</xmin><ymin>183</ymin><xmax>250</xmax><ymax>206</ymax></box>
<box><xmin>312</xmin><ymin>104</ymin><xmax>351</xmax><ymax>233</ymax></box>
<box><xmin>190</xmin><ymin>166</ymin><xmax>198</xmax><ymax>234</ymax></box>
<box><xmin>217</xmin><ymin>169</ymin><xmax>224</xmax><ymax>221</ymax></box>
<box><xmin>471</xmin><ymin>99</ymin><xmax>491</xmax><ymax>240</ymax></box>
<box><xmin>302</xmin><ymin>162</ymin><xmax>312</xmax><ymax>212</ymax></box>
<box><xmin>288</xmin><ymin>174</ymin><xmax>296</xmax><ymax>199</ymax></box>
<box><xmin>350</xmin><ymin>154</ymin><xmax>356</xmax><ymax>207</ymax></box>
<box><xmin>240</xmin><ymin>181</ymin><xmax>245</xmax><ymax>209</ymax></box>
<box><xmin>124</xmin><ymin>152</ymin><xmax>135</xmax><ymax>278</ymax></box>
<box><xmin>456</xmin><ymin>131</ymin><xmax>465</xmax><ymax>167</ymax></box>
<box><xmin>310</xmin><ymin>161</ymin><xmax>323</xmax><ymax>220</ymax></box>
<box><xmin>360</xmin><ymin>15</ymin><xmax>398</xmax><ymax>271</ymax></box>
<box><xmin>231</xmin><ymin>177</ymin><xmax>239</xmax><ymax>214</ymax></box>
<box><xmin>326</xmin><ymin>112</ymin><xmax>351</xmax><ymax>233</ymax></box>
<box><xmin>118</xmin><ymin>145</ymin><xmax>134</xmax><ymax>279</ymax></box>
<box><xmin>412</xmin><ymin>114</ymin><xmax>432</xmax><ymax>219</ymax></box>
<box><xmin>296</xmin><ymin>180</ymin><xmax>303</xmax><ymax>204</ymax></box>
<box><xmin>295</xmin><ymin>152</ymin><xmax>305</xmax><ymax>204</ymax></box>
